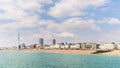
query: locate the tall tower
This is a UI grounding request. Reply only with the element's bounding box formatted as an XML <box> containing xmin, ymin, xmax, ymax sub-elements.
<box><xmin>53</xmin><ymin>39</ymin><xmax>56</xmax><ymax>45</ymax></box>
<box><xmin>18</xmin><ymin>32</ymin><xmax>21</xmax><ymax>49</ymax></box>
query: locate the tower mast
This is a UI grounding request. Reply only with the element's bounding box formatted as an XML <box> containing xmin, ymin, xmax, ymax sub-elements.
<box><xmin>18</xmin><ymin>32</ymin><xmax>20</xmax><ymax>48</ymax></box>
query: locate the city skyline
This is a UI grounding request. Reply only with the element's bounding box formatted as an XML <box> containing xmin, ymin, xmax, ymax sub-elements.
<box><xmin>0</xmin><ymin>0</ymin><xmax>120</xmax><ymax>47</ymax></box>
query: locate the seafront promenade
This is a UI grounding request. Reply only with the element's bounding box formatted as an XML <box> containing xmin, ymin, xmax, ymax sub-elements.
<box><xmin>1</xmin><ymin>38</ymin><xmax>120</xmax><ymax>55</ymax></box>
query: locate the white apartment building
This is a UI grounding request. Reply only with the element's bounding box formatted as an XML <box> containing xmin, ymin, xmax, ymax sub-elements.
<box><xmin>98</xmin><ymin>43</ymin><xmax>115</xmax><ymax>50</ymax></box>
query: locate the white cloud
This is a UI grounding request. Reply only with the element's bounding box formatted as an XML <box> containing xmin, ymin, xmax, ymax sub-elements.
<box><xmin>0</xmin><ymin>0</ymin><xmax>52</xmax><ymax>22</ymax></box>
<box><xmin>58</xmin><ymin>32</ymin><xmax>75</xmax><ymax>38</ymax></box>
<box><xmin>0</xmin><ymin>19</ymin><xmax>53</xmax><ymax>33</ymax></box>
<box><xmin>0</xmin><ymin>0</ymin><xmax>53</xmax><ymax>32</ymax></box>
<box><xmin>0</xmin><ymin>0</ymin><xmax>53</xmax><ymax>47</ymax></box>
<box><xmin>95</xmin><ymin>30</ymin><xmax>120</xmax><ymax>43</ymax></box>
<box><xmin>30</xmin><ymin>30</ymin><xmax>78</xmax><ymax>44</ymax></box>
<box><xmin>0</xmin><ymin>0</ymin><xmax>119</xmax><ymax>47</ymax></box>
<box><xmin>47</xmin><ymin>18</ymin><xmax>101</xmax><ymax>32</ymax></box>
<box><xmin>99</xmin><ymin>17</ymin><xmax>120</xmax><ymax>25</ymax></box>
<box><xmin>108</xmin><ymin>18</ymin><xmax>120</xmax><ymax>25</ymax></box>
<box><xmin>29</xmin><ymin>18</ymin><xmax>101</xmax><ymax>44</ymax></box>
<box><xmin>48</xmin><ymin>0</ymin><xmax>109</xmax><ymax>18</ymax></box>
<box><xmin>36</xmin><ymin>30</ymin><xmax>76</xmax><ymax>39</ymax></box>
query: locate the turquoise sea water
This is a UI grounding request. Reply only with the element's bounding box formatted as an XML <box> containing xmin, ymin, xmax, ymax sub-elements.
<box><xmin>0</xmin><ymin>51</ymin><xmax>120</xmax><ymax>68</ymax></box>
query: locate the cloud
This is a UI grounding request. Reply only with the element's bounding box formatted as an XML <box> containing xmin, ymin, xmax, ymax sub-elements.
<box><xmin>0</xmin><ymin>0</ymin><xmax>52</xmax><ymax>23</ymax></box>
<box><xmin>47</xmin><ymin>18</ymin><xmax>101</xmax><ymax>32</ymax></box>
<box><xmin>0</xmin><ymin>0</ymin><xmax>53</xmax><ymax>47</ymax></box>
<box><xmin>95</xmin><ymin>30</ymin><xmax>120</xmax><ymax>43</ymax></box>
<box><xmin>39</xmin><ymin>31</ymin><xmax>75</xmax><ymax>39</ymax></box>
<box><xmin>31</xmin><ymin>30</ymin><xmax>78</xmax><ymax>44</ymax></box>
<box><xmin>0</xmin><ymin>0</ymin><xmax>53</xmax><ymax>32</ymax></box>
<box><xmin>48</xmin><ymin>0</ymin><xmax>109</xmax><ymax>18</ymax></box>
<box><xmin>0</xmin><ymin>0</ymin><xmax>119</xmax><ymax>47</ymax></box>
<box><xmin>99</xmin><ymin>17</ymin><xmax>120</xmax><ymax>25</ymax></box>
<box><xmin>108</xmin><ymin>18</ymin><xmax>120</xmax><ymax>25</ymax></box>
<box><xmin>29</xmin><ymin>18</ymin><xmax>101</xmax><ymax>44</ymax></box>
<box><xmin>58</xmin><ymin>32</ymin><xmax>75</xmax><ymax>38</ymax></box>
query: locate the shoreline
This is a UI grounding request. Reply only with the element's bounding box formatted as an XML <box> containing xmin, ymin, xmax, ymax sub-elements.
<box><xmin>21</xmin><ymin>49</ymin><xmax>96</xmax><ymax>54</ymax></box>
<box><xmin>2</xmin><ymin>49</ymin><xmax>120</xmax><ymax>55</ymax></box>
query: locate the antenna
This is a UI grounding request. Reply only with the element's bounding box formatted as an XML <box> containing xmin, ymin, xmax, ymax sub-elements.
<box><xmin>18</xmin><ymin>32</ymin><xmax>20</xmax><ymax>47</ymax></box>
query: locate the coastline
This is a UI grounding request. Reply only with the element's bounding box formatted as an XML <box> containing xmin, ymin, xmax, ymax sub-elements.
<box><xmin>2</xmin><ymin>49</ymin><xmax>120</xmax><ymax>55</ymax></box>
<box><xmin>21</xmin><ymin>49</ymin><xmax>96</xmax><ymax>54</ymax></box>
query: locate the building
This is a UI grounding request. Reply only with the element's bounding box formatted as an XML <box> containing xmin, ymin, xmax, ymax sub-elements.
<box><xmin>39</xmin><ymin>38</ymin><xmax>44</xmax><ymax>49</ymax></box>
<box><xmin>18</xmin><ymin>45</ymin><xmax>21</xmax><ymax>50</ymax></box>
<box><xmin>39</xmin><ymin>38</ymin><xmax>44</xmax><ymax>45</ymax></box>
<box><xmin>21</xmin><ymin>43</ymin><xmax>26</xmax><ymax>49</ymax></box>
<box><xmin>53</xmin><ymin>39</ymin><xmax>56</xmax><ymax>45</ymax></box>
<box><xmin>27</xmin><ymin>44</ymin><xmax>37</xmax><ymax>49</ymax></box>
<box><xmin>117</xmin><ymin>43</ymin><xmax>120</xmax><ymax>50</ymax></box>
<box><xmin>81</xmin><ymin>42</ymin><xmax>97</xmax><ymax>50</ymax></box>
<box><xmin>50</xmin><ymin>43</ymin><xmax>82</xmax><ymax>50</ymax></box>
<box><xmin>98</xmin><ymin>43</ymin><xmax>115</xmax><ymax>50</ymax></box>
<box><xmin>70</xmin><ymin>43</ymin><xmax>81</xmax><ymax>50</ymax></box>
<box><xmin>50</xmin><ymin>44</ymin><xmax>60</xmax><ymax>49</ymax></box>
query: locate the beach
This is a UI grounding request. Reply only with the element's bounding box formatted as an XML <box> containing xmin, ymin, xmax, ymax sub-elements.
<box><xmin>99</xmin><ymin>50</ymin><xmax>120</xmax><ymax>55</ymax></box>
<box><xmin>20</xmin><ymin>49</ymin><xmax>95</xmax><ymax>54</ymax></box>
<box><xmin>4</xmin><ymin>48</ymin><xmax>120</xmax><ymax>55</ymax></box>
<box><xmin>14</xmin><ymin>49</ymin><xmax>119</xmax><ymax>55</ymax></box>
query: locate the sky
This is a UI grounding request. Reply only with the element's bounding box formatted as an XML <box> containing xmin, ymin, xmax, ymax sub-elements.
<box><xmin>0</xmin><ymin>0</ymin><xmax>120</xmax><ymax>47</ymax></box>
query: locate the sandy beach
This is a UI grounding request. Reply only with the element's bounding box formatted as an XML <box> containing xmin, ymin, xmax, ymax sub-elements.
<box><xmin>19</xmin><ymin>49</ymin><xmax>95</xmax><ymax>54</ymax></box>
<box><xmin>16</xmin><ymin>49</ymin><xmax>120</xmax><ymax>55</ymax></box>
<box><xmin>98</xmin><ymin>50</ymin><xmax>120</xmax><ymax>55</ymax></box>
<box><xmin>4</xmin><ymin>49</ymin><xmax>120</xmax><ymax>55</ymax></box>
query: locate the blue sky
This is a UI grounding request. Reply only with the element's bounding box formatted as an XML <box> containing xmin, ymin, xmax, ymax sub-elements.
<box><xmin>0</xmin><ymin>0</ymin><xmax>120</xmax><ymax>47</ymax></box>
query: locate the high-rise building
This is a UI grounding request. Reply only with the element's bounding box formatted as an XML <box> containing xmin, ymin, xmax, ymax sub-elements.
<box><xmin>53</xmin><ymin>39</ymin><xmax>56</xmax><ymax>45</ymax></box>
<box><xmin>39</xmin><ymin>38</ymin><xmax>44</xmax><ymax>48</ymax></box>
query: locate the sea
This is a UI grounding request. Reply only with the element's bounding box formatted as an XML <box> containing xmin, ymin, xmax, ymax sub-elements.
<box><xmin>0</xmin><ymin>51</ymin><xmax>120</xmax><ymax>68</ymax></box>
